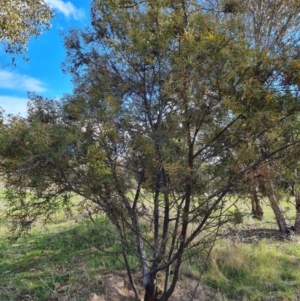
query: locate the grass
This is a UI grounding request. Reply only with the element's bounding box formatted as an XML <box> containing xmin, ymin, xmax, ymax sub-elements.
<box><xmin>0</xmin><ymin>214</ymin><xmax>138</xmax><ymax>301</ymax></box>
<box><xmin>200</xmin><ymin>239</ymin><xmax>300</xmax><ymax>300</ymax></box>
<box><xmin>1</xmin><ymin>188</ymin><xmax>300</xmax><ymax>300</ymax></box>
<box><xmin>180</xmin><ymin>197</ymin><xmax>300</xmax><ymax>301</ymax></box>
<box><xmin>225</xmin><ymin>196</ymin><xmax>296</xmax><ymax>224</ymax></box>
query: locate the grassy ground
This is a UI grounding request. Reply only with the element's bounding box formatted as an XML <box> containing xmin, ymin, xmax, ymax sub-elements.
<box><xmin>183</xmin><ymin>198</ymin><xmax>300</xmax><ymax>300</ymax></box>
<box><xmin>1</xmin><ymin>189</ymin><xmax>300</xmax><ymax>300</ymax></box>
<box><xmin>0</xmin><ymin>218</ymin><xmax>128</xmax><ymax>301</ymax></box>
<box><xmin>202</xmin><ymin>239</ymin><xmax>300</xmax><ymax>301</ymax></box>
<box><xmin>0</xmin><ymin>188</ymin><xmax>138</xmax><ymax>301</ymax></box>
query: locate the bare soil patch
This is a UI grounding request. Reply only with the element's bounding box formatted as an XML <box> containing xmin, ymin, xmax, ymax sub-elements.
<box><xmin>85</xmin><ymin>272</ymin><xmax>208</xmax><ymax>301</ymax></box>
<box><xmin>51</xmin><ymin>271</ymin><xmax>209</xmax><ymax>301</ymax></box>
<box><xmin>228</xmin><ymin>227</ymin><xmax>300</xmax><ymax>243</ymax></box>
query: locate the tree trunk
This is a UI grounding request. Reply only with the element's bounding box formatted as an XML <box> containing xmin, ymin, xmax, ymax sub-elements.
<box><xmin>294</xmin><ymin>189</ymin><xmax>300</xmax><ymax>232</ymax></box>
<box><xmin>144</xmin><ymin>281</ymin><xmax>157</xmax><ymax>301</ymax></box>
<box><xmin>258</xmin><ymin>141</ymin><xmax>287</xmax><ymax>232</ymax></box>
<box><xmin>267</xmin><ymin>193</ymin><xmax>287</xmax><ymax>232</ymax></box>
<box><xmin>260</xmin><ymin>164</ymin><xmax>286</xmax><ymax>232</ymax></box>
<box><xmin>143</xmin><ymin>257</ymin><xmax>161</xmax><ymax>301</ymax></box>
<box><xmin>250</xmin><ymin>189</ymin><xmax>264</xmax><ymax>220</ymax></box>
<box><xmin>265</xmin><ymin>177</ymin><xmax>287</xmax><ymax>232</ymax></box>
<box><xmin>250</xmin><ymin>168</ymin><xmax>264</xmax><ymax>220</ymax></box>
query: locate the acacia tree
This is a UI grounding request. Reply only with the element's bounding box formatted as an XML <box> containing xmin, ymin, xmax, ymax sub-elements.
<box><xmin>1</xmin><ymin>1</ymin><xmax>300</xmax><ymax>300</ymax></box>
<box><xmin>0</xmin><ymin>0</ymin><xmax>52</xmax><ymax>55</ymax></box>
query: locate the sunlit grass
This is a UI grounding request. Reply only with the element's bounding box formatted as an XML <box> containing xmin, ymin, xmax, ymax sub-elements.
<box><xmin>200</xmin><ymin>239</ymin><xmax>300</xmax><ymax>300</ymax></box>
<box><xmin>0</xmin><ymin>214</ymin><xmax>137</xmax><ymax>301</ymax></box>
<box><xmin>225</xmin><ymin>196</ymin><xmax>296</xmax><ymax>229</ymax></box>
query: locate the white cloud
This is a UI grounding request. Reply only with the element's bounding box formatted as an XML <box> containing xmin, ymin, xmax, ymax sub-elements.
<box><xmin>45</xmin><ymin>0</ymin><xmax>85</xmax><ymax>20</ymax></box>
<box><xmin>0</xmin><ymin>70</ymin><xmax>46</xmax><ymax>93</ymax></box>
<box><xmin>0</xmin><ymin>96</ymin><xmax>28</xmax><ymax>116</ymax></box>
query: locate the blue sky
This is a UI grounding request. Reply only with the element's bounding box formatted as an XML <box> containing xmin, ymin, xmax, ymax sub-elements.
<box><xmin>0</xmin><ymin>0</ymin><xmax>91</xmax><ymax>117</ymax></box>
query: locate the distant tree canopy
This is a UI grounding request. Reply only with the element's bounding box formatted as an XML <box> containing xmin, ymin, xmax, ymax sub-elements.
<box><xmin>1</xmin><ymin>1</ymin><xmax>300</xmax><ymax>301</ymax></box>
<box><xmin>0</xmin><ymin>0</ymin><xmax>53</xmax><ymax>55</ymax></box>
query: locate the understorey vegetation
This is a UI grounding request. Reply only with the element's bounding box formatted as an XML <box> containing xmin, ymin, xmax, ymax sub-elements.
<box><xmin>0</xmin><ymin>197</ymin><xmax>300</xmax><ymax>301</ymax></box>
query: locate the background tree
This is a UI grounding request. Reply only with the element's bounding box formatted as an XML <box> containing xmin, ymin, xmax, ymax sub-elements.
<box><xmin>205</xmin><ymin>0</ymin><xmax>300</xmax><ymax>231</ymax></box>
<box><xmin>0</xmin><ymin>0</ymin><xmax>53</xmax><ymax>55</ymax></box>
<box><xmin>1</xmin><ymin>1</ymin><xmax>300</xmax><ymax>301</ymax></box>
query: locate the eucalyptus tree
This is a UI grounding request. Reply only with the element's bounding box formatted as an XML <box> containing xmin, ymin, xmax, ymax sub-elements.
<box><xmin>1</xmin><ymin>1</ymin><xmax>300</xmax><ymax>300</ymax></box>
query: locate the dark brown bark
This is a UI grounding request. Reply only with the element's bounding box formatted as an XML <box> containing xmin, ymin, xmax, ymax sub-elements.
<box><xmin>144</xmin><ymin>282</ymin><xmax>157</xmax><ymax>301</ymax></box>
<box><xmin>250</xmin><ymin>186</ymin><xmax>264</xmax><ymax>220</ymax></box>
<box><xmin>249</xmin><ymin>168</ymin><xmax>264</xmax><ymax>220</ymax></box>
<box><xmin>294</xmin><ymin>189</ymin><xmax>300</xmax><ymax>232</ymax></box>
